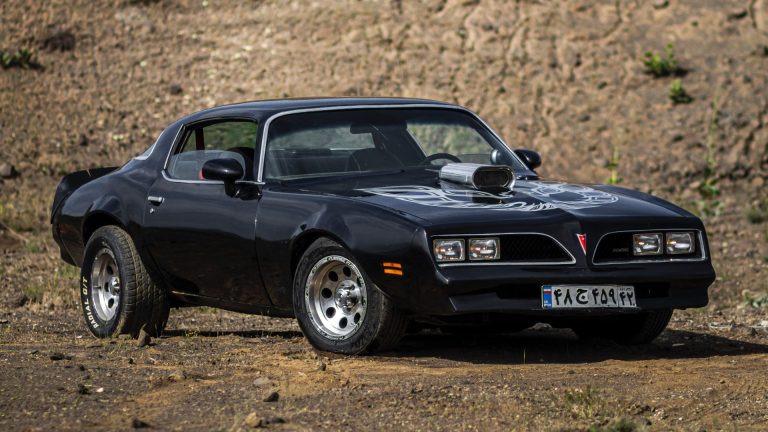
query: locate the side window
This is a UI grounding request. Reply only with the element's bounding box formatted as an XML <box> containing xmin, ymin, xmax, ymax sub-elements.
<box><xmin>167</xmin><ymin>120</ymin><xmax>258</xmax><ymax>181</ymax></box>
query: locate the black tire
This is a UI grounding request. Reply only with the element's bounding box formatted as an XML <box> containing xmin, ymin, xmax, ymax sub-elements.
<box><xmin>80</xmin><ymin>225</ymin><xmax>169</xmax><ymax>338</ymax></box>
<box><xmin>293</xmin><ymin>238</ymin><xmax>408</xmax><ymax>355</ymax></box>
<box><xmin>571</xmin><ymin>309</ymin><xmax>673</xmax><ymax>345</ymax></box>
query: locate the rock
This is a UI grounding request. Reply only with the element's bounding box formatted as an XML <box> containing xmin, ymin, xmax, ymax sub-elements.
<box><xmin>78</xmin><ymin>134</ymin><xmax>89</xmax><ymax>147</ymax></box>
<box><xmin>0</xmin><ymin>319</ymin><xmax>8</xmax><ymax>325</ymax></box>
<box><xmin>42</xmin><ymin>30</ymin><xmax>76</xmax><ymax>51</ymax></box>
<box><xmin>317</xmin><ymin>361</ymin><xmax>327</xmax><ymax>371</ymax></box>
<box><xmin>263</xmin><ymin>391</ymin><xmax>279</xmax><ymax>402</ymax></box>
<box><xmin>168</xmin><ymin>83</ymin><xmax>183</xmax><ymax>95</ymax></box>
<box><xmin>0</xmin><ymin>162</ymin><xmax>17</xmax><ymax>179</ymax></box>
<box><xmin>76</xmin><ymin>383</ymin><xmax>90</xmax><ymax>395</ymax></box>
<box><xmin>244</xmin><ymin>412</ymin><xmax>261</xmax><ymax>428</ymax></box>
<box><xmin>652</xmin><ymin>0</ymin><xmax>669</xmax><ymax>9</ymax></box>
<box><xmin>261</xmin><ymin>417</ymin><xmax>286</xmax><ymax>427</ymax></box>
<box><xmin>6</xmin><ymin>292</ymin><xmax>28</xmax><ymax>308</ymax></box>
<box><xmin>168</xmin><ymin>370</ymin><xmax>187</xmax><ymax>382</ymax></box>
<box><xmin>131</xmin><ymin>418</ymin><xmax>150</xmax><ymax>429</ymax></box>
<box><xmin>253</xmin><ymin>377</ymin><xmax>271</xmax><ymax>387</ymax></box>
<box><xmin>727</xmin><ymin>9</ymin><xmax>748</xmax><ymax>21</ymax></box>
<box><xmin>136</xmin><ymin>328</ymin><xmax>152</xmax><ymax>347</ymax></box>
<box><xmin>50</xmin><ymin>352</ymin><xmax>71</xmax><ymax>361</ymax></box>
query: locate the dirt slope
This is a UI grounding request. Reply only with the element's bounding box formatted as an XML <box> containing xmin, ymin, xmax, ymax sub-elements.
<box><xmin>1</xmin><ymin>0</ymin><xmax>768</xmax><ymax>431</ymax></box>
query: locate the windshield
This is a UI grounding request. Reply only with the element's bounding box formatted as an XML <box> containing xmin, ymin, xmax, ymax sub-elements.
<box><xmin>263</xmin><ymin>108</ymin><xmax>528</xmax><ymax>180</ymax></box>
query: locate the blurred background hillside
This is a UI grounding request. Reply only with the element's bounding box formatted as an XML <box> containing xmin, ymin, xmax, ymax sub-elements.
<box><xmin>1</xmin><ymin>0</ymin><xmax>767</xmax><ymax>314</ymax></box>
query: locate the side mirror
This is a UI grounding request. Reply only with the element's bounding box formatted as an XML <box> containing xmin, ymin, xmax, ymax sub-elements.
<box><xmin>514</xmin><ymin>149</ymin><xmax>542</xmax><ymax>170</ymax></box>
<box><xmin>202</xmin><ymin>158</ymin><xmax>244</xmax><ymax>196</ymax></box>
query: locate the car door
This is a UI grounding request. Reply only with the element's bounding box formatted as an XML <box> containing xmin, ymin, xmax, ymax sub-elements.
<box><xmin>141</xmin><ymin>119</ymin><xmax>270</xmax><ymax>306</ymax></box>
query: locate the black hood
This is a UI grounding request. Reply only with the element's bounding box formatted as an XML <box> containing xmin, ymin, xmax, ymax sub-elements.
<box><xmin>285</xmin><ymin>169</ymin><xmax>696</xmax><ymax>228</ymax></box>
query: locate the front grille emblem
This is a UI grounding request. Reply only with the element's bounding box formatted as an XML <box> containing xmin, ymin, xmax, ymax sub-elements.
<box><xmin>576</xmin><ymin>234</ymin><xmax>587</xmax><ymax>255</ymax></box>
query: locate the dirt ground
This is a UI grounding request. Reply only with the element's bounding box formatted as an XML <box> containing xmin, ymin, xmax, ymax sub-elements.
<box><xmin>2</xmin><ymin>0</ymin><xmax>768</xmax><ymax>431</ymax></box>
<box><xmin>1</xmin><ymin>307</ymin><xmax>767</xmax><ymax>431</ymax></box>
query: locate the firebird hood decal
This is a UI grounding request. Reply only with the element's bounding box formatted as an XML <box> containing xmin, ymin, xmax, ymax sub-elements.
<box><xmin>357</xmin><ymin>182</ymin><xmax>619</xmax><ymax>212</ymax></box>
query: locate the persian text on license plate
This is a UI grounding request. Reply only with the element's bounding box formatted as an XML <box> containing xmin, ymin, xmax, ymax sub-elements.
<box><xmin>541</xmin><ymin>285</ymin><xmax>636</xmax><ymax>309</ymax></box>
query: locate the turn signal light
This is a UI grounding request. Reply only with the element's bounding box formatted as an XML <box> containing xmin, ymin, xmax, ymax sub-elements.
<box><xmin>382</xmin><ymin>262</ymin><xmax>403</xmax><ymax>276</ymax></box>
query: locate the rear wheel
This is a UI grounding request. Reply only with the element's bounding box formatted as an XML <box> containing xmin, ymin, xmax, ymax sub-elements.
<box><xmin>571</xmin><ymin>309</ymin><xmax>673</xmax><ymax>345</ymax></box>
<box><xmin>293</xmin><ymin>238</ymin><xmax>407</xmax><ymax>355</ymax></box>
<box><xmin>80</xmin><ymin>226</ymin><xmax>169</xmax><ymax>338</ymax></box>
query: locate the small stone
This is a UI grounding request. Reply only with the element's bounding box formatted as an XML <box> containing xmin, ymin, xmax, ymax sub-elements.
<box><xmin>77</xmin><ymin>383</ymin><xmax>90</xmax><ymax>395</ymax></box>
<box><xmin>263</xmin><ymin>391</ymin><xmax>279</xmax><ymax>402</ymax></box>
<box><xmin>28</xmin><ymin>349</ymin><xmax>39</xmax><ymax>355</ymax></box>
<box><xmin>128</xmin><ymin>357</ymin><xmax>135</xmax><ymax>365</ymax></box>
<box><xmin>577</xmin><ymin>114</ymin><xmax>591</xmax><ymax>122</ymax></box>
<box><xmin>652</xmin><ymin>0</ymin><xmax>668</xmax><ymax>9</ymax></box>
<box><xmin>244</xmin><ymin>412</ymin><xmax>261</xmax><ymax>428</ymax></box>
<box><xmin>132</xmin><ymin>418</ymin><xmax>150</xmax><ymax>429</ymax></box>
<box><xmin>168</xmin><ymin>83</ymin><xmax>183</xmax><ymax>95</ymax></box>
<box><xmin>42</xmin><ymin>30</ymin><xmax>76</xmax><ymax>51</ymax></box>
<box><xmin>727</xmin><ymin>9</ymin><xmax>748</xmax><ymax>21</ymax></box>
<box><xmin>0</xmin><ymin>319</ymin><xmax>8</xmax><ymax>324</ymax></box>
<box><xmin>6</xmin><ymin>292</ymin><xmax>28</xmax><ymax>308</ymax></box>
<box><xmin>317</xmin><ymin>361</ymin><xmax>327</xmax><ymax>371</ymax></box>
<box><xmin>168</xmin><ymin>370</ymin><xmax>187</xmax><ymax>382</ymax></box>
<box><xmin>136</xmin><ymin>329</ymin><xmax>152</xmax><ymax>348</ymax></box>
<box><xmin>253</xmin><ymin>377</ymin><xmax>271</xmax><ymax>387</ymax></box>
<box><xmin>78</xmin><ymin>134</ymin><xmax>89</xmax><ymax>147</ymax></box>
<box><xmin>50</xmin><ymin>352</ymin><xmax>71</xmax><ymax>361</ymax></box>
<box><xmin>262</xmin><ymin>417</ymin><xmax>286</xmax><ymax>426</ymax></box>
<box><xmin>0</xmin><ymin>163</ymin><xmax>17</xmax><ymax>179</ymax></box>
<box><xmin>78</xmin><ymin>364</ymin><xmax>86</xmax><ymax>371</ymax></box>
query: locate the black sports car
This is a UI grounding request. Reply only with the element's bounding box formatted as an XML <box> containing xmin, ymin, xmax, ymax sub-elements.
<box><xmin>51</xmin><ymin>98</ymin><xmax>715</xmax><ymax>354</ymax></box>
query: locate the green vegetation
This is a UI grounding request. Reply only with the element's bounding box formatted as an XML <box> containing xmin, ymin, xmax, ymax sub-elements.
<box><xmin>746</xmin><ymin>197</ymin><xmax>768</xmax><ymax>224</ymax></box>
<box><xmin>742</xmin><ymin>290</ymin><xmax>768</xmax><ymax>308</ymax></box>
<box><xmin>1</xmin><ymin>48</ymin><xmax>35</xmax><ymax>69</ymax></box>
<box><xmin>564</xmin><ymin>386</ymin><xmax>602</xmax><ymax>419</ymax></box>
<box><xmin>669</xmin><ymin>79</ymin><xmax>692</xmax><ymax>104</ymax></box>
<box><xmin>694</xmin><ymin>94</ymin><xmax>723</xmax><ymax>217</ymax></box>
<box><xmin>643</xmin><ymin>44</ymin><xmax>679</xmax><ymax>77</ymax></box>
<box><xmin>22</xmin><ymin>284</ymin><xmax>46</xmax><ymax>303</ymax></box>
<box><xmin>605</xmin><ymin>140</ymin><xmax>623</xmax><ymax>185</ymax></box>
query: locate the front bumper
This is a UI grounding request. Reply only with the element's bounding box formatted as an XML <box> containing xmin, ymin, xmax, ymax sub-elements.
<box><xmin>378</xmin><ymin>261</ymin><xmax>715</xmax><ymax>316</ymax></box>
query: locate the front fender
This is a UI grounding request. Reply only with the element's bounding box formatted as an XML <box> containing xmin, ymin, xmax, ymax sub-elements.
<box><xmin>255</xmin><ymin>190</ymin><xmax>424</xmax><ymax>310</ymax></box>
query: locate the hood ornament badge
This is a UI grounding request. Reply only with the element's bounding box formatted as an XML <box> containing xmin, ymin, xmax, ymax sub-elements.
<box><xmin>576</xmin><ymin>234</ymin><xmax>587</xmax><ymax>255</ymax></box>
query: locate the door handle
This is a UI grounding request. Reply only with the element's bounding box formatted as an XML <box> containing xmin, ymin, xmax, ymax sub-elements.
<box><xmin>147</xmin><ymin>196</ymin><xmax>165</xmax><ymax>205</ymax></box>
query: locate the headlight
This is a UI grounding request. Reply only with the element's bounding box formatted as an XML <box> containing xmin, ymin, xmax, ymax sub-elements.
<box><xmin>633</xmin><ymin>233</ymin><xmax>662</xmax><ymax>256</ymax></box>
<box><xmin>666</xmin><ymin>232</ymin><xmax>695</xmax><ymax>254</ymax></box>
<box><xmin>468</xmin><ymin>238</ymin><xmax>500</xmax><ymax>261</ymax></box>
<box><xmin>433</xmin><ymin>239</ymin><xmax>465</xmax><ymax>262</ymax></box>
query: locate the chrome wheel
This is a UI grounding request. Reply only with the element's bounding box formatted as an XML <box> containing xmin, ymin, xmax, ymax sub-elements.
<box><xmin>90</xmin><ymin>248</ymin><xmax>121</xmax><ymax>322</ymax></box>
<box><xmin>305</xmin><ymin>255</ymin><xmax>367</xmax><ymax>340</ymax></box>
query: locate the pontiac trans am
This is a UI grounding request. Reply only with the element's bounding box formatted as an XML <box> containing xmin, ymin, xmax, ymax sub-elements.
<box><xmin>51</xmin><ymin>98</ymin><xmax>716</xmax><ymax>354</ymax></box>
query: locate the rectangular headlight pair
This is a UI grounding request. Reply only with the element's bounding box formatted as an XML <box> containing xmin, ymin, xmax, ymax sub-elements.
<box><xmin>433</xmin><ymin>238</ymin><xmax>500</xmax><ymax>262</ymax></box>
<box><xmin>632</xmin><ymin>232</ymin><xmax>695</xmax><ymax>256</ymax></box>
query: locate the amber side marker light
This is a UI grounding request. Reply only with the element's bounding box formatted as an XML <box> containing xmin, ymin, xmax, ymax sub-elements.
<box><xmin>382</xmin><ymin>262</ymin><xmax>404</xmax><ymax>276</ymax></box>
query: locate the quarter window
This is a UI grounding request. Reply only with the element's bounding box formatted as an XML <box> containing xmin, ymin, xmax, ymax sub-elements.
<box><xmin>167</xmin><ymin>120</ymin><xmax>258</xmax><ymax>181</ymax></box>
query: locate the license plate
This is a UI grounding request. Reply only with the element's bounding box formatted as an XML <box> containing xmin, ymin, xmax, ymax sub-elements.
<box><xmin>542</xmin><ymin>285</ymin><xmax>637</xmax><ymax>309</ymax></box>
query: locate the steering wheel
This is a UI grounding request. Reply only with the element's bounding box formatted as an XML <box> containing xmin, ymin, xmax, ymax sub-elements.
<box><xmin>420</xmin><ymin>153</ymin><xmax>462</xmax><ymax>165</ymax></box>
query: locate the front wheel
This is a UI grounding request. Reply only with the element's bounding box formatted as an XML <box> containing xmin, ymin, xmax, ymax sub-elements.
<box><xmin>80</xmin><ymin>225</ymin><xmax>169</xmax><ymax>338</ymax></box>
<box><xmin>293</xmin><ymin>238</ymin><xmax>408</xmax><ymax>355</ymax></box>
<box><xmin>571</xmin><ymin>309</ymin><xmax>673</xmax><ymax>345</ymax></box>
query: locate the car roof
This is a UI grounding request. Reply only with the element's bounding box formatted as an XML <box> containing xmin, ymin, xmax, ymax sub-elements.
<box><xmin>181</xmin><ymin>97</ymin><xmax>459</xmax><ymax>123</ymax></box>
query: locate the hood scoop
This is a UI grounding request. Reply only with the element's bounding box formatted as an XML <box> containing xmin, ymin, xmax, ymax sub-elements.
<box><xmin>438</xmin><ymin>163</ymin><xmax>515</xmax><ymax>192</ymax></box>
